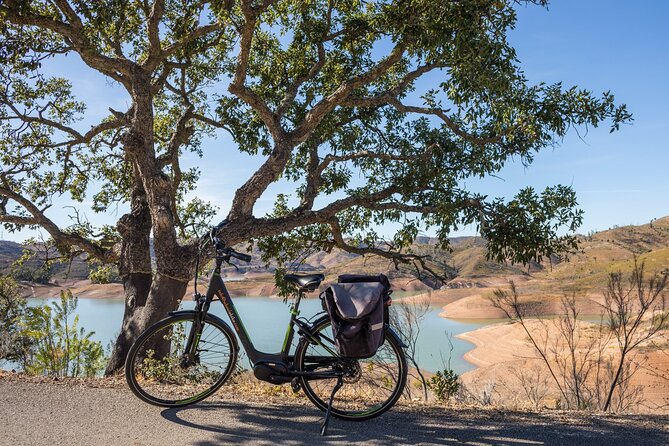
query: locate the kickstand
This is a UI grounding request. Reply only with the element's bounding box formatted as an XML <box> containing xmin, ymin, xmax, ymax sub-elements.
<box><xmin>320</xmin><ymin>376</ymin><xmax>344</xmax><ymax>436</ymax></box>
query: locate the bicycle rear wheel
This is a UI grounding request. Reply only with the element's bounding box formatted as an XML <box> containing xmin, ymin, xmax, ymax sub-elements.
<box><xmin>295</xmin><ymin>316</ymin><xmax>407</xmax><ymax>421</ymax></box>
<box><xmin>125</xmin><ymin>313</ymin><xmax>237</xmax><ymax>407</ymax></box>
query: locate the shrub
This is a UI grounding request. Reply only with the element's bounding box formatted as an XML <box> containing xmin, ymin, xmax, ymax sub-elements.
<box><xmin>20</xmin><ymin>290</ymin><xmax>106</xmax><ymax>377</ymax></box>
<box><xmin>428</xmin><ymin>369</ymin><xmax>460</xmax><ymax>402</ymax></box>
<box><xmin>0</xmin><ymin>276</ymin><xmax>31</xmax><ymax>364</ymax></box>
<box><xmin>88</xmin><ymin>264</ymin><xmax>120</xmax><ymax>284</ymax></box>
<box><xmin>11</xmin><ymin>264</ymin><xmax>53</xmax><ymax>284</ymax></box>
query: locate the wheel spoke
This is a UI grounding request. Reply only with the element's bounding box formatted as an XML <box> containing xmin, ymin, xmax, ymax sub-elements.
<box><xmin>126</xmin><ymin>316</ymin><xmax>236</xmax><ymax>407</ymax></box>
<box><xmin>296</xmin><ymin>319</ymin><xmax>406</xmax><ymax>420</ymax></box>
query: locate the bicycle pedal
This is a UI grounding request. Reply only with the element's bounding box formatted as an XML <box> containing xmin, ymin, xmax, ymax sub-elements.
<box><xmin>290</xmin><ymin>377</ymin><xmax>302</xmax><ymax>393</ymax></box>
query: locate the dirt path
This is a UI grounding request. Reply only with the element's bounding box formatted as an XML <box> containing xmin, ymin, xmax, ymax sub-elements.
<box><xmin>1</xmin><ymin>378</ymin><xmax>667</xmax><ymax>446</ymax></box>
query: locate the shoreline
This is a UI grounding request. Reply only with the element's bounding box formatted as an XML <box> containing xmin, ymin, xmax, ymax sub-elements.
<box><xmin>20</xmin><ymin>290</ymin><xmax>487</xmax><ymax>376</ymax></box>
<box><xmin>18</xmin><ymin>280</ymin><xmax>611</xmax><ymax>377</ymax></box>
<box><xmin>456</xmin><ymin>328</ymin><xmax>497</xmax><ymax>369</ymax></box>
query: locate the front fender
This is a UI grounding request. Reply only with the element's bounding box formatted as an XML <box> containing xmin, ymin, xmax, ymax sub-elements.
<box><xmin>168</xmin><ymin>310</ymin><xmax>200</xmax><ymax>318</ymax></box>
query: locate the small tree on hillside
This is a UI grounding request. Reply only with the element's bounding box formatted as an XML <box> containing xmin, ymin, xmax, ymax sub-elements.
<box><xmin>490</xmin><ymin>260</ymin><xmax>668</xmax><ymax>412</ymax></box>
<box><xmin>0</xmin><ymin>0</ymin><xmax>631</xmax><ymax>373</ymax></box>
<box><xmin>391</xmin><ymin>295</ymin><xmax>430</xmax><ymax>400</ymax></box>
<box><xmin>601</xmin><ymin>259</ymin><xmax>668</xmax><ymax>411</ymax></box>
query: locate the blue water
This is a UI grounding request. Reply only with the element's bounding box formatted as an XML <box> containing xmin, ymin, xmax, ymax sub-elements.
<box><xmin>20</xmin><ymin>296</ymin><xmax>489</xmax><ymax>374</ymax></box>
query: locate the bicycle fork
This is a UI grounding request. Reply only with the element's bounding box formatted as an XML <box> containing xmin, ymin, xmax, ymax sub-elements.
<box><xmin>181</xmin><ymin>296</ymin><xmax>208</xmax><ymax>367</ymax></box>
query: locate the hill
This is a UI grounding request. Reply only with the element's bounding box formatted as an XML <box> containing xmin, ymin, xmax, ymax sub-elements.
<box><xmin>0</xmin><ymin>240</ymin><xmax>92</xmax><ymax>283</ymax></box>
<box><xmin>4</xmin><ymin>217</ymin><xmax>669</xmax><ymax>304</ymax></box>
<box><xmin>434</xmin><ymin>216</ymin><xmax>669</xmax><ymax>318</ymax></box>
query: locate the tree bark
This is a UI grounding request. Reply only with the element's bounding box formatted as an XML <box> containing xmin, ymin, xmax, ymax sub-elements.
<box><xmin>105</xmin><ymin>182</ymin><xmax>153</xmax><ymax>375</ymax></box>
<box><xmin>105</xmin><ymin>70</ymin><xmax>194</xmax><ymax>374</ymax></box>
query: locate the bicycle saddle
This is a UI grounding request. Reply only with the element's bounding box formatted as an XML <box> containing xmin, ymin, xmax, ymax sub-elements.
<box><xmin>284</xmin><ymin>273</ymin><xmax>325</xmax><ymax>291</ymax></box>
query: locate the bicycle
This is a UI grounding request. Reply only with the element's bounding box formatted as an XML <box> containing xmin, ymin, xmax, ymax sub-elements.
<box><xmin>125</xmin><ymin>222</ymin><xmax>408</xmax><ymax>434</ymax></box>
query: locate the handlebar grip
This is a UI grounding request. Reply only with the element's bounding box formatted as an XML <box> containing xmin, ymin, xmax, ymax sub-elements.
<box><xmin>230</xmin><ymin>251</ymin><xmax>252</xmax><ymax>263</ymax></box>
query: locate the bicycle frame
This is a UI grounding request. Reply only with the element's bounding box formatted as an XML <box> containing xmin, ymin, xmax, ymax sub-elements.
<box><xmin>186</xmin><ymin>257</ymin><xmax>339</xmax><ymax>371</ymax></box>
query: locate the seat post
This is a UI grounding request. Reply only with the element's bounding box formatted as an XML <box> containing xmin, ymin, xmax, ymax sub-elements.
<box><xmin>292</xmin><ymin>289</ymin><xmax>305</xmax><ymax>314</ymax></box>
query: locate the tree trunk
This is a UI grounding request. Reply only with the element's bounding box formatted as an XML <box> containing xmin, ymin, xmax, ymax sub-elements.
<box><xmin>106</xmin><ymin>72</ymin><xmax>195</xmax><ymax>374</ymax></box>
<box><xmin>105</xmin><ymin>272</ymin><xmax>152</xmax><ymax>374</ymax></box>
<box><xmin>604</xmin><ymin>350</ymin><xmax>627</xmax><ymax>412</ymax></box>
<box><xmin>105</xmin><ymin>181</ymin><xmax>153</xmax><ymax>375</ymax></box>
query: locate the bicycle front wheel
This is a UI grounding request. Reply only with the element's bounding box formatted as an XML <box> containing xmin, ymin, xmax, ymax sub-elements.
<box><xmin>295</xmin><ymin>316</ymin><xmax>407</xmax><ymax>421</ymax></box>
<box><xmin>125</xmin><ymin>313</ymin><xmax>238</xmax><ymax>407</ymax></box>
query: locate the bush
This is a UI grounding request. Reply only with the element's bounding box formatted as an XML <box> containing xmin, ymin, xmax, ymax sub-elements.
<box><xmin>11</xmin><ymin>264</ymin><xmax>53</xmax><ymax>284</ymax></box>
<box><xmin>0</xmin><ymin>276</ymin><xmax>31</xmax><ymax>363</ymax></box>
<box><xmin>428</xmin><ymin>369</ymin><xmax>460</xmax><ymax>402</ymax></box>
<box><xmin>20</xmin><ymin>290</ymin><xmax>106</xmax><ymax>377</ymax></box>
<box><xmin>88</xmin><ymin>264</ymin><xmax>120</xmax><ymax>284</ymax></box>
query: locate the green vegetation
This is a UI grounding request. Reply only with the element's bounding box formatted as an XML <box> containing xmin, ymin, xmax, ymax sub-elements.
<box><xmin>0</xmin><ymin>276</ymin><xmax>29</xmax><ymax>363</ymax></box>
<box><xmin>428</xmin><ymin>369</ymin><xmax>460</xmax><ymax>403</ymax></box>
<box><xmin>11</xmin><ymin>263</ymin><xmax>53</xmax><ymax>284</ymax></box>
<box><xmin>88</xmin><ymin>264</ymin><xmax>120</xmax><ymax>284</ymax></box>
<box><xmin>0</xmin><ymin>279</ymin><xmax>106</xmax><ymax>377</ymax></box>
<box><xmin>20</xmin><ymin>290</ymin><xmax>106</xmax><ymax>377</ymax></box>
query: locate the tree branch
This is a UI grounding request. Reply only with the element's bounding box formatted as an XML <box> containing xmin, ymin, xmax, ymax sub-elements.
<box><xmin>327</xmin><ymin>217</ymin><xmax>448</xmax><ymax>282</ymax></box>
<box><xmin>288</xmin><ymin>42</ymin><xmax>407</xmax><ymax>144</ymax></box>
<box><xmin>1</xmin><ymin>1</ymin><xmax>132</xmax><ymax>87</ymax></box>
<box><xmin>388</xmin><ymin>98</ymin><xmax>502</xmax><ymax>146</ymax></box>
<box><xmin>0</xmin><ymin>184</ymin><xmax>113</xmax><ymax>262</ymax></box>
<box><xmin>341</xmin><ymin>63</ymin><xmax>444</xmax><ymax>108</ymax></box>
<box><xmin>146</xmin><ymin>0</ymin><xmax>165</xmax><ymax>64</ymax></box>
<box><xmin>228</xmin><ymin>16</ymin><xmax>284</xmax><ymax>140</ymax></box>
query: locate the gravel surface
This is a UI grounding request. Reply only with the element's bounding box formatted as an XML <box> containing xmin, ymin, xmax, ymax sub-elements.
<box><xmin>1</xmin><ymin>376</ymin><xmax>667</xmax><ymax>446</ymax></box>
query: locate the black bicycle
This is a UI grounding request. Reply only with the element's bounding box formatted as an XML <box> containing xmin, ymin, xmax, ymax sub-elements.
<box><xmin>125</xmin><ymin>223</ymin><xmax>408</xmax><ymax>432</ymax></box>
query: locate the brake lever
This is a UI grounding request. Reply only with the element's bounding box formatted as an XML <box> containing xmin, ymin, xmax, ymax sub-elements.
<box><xmin>224</xmin><ymin>257</ymin><xmax>239</xmax><ymax>271</ymax></box>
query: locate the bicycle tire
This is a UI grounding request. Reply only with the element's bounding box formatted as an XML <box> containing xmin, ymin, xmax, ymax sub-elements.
<box><xmin>295</xmin><ymin>316</ymin><xmax>407</xmax><ymax>421</ymax></box>
<box><xmin>125</xmin><ymin>313</ymin><xmax>238</xmax><ymax>407</ymax></box>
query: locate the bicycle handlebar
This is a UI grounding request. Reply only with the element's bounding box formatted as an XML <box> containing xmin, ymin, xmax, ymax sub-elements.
<box><xmin>208</xmin><ymin>221</ymin><xmax>252</xmax><ymax>263</ymax></box>
<box><xmin>228</xmin><ymin>249</ymin><xmax>251</xmax><ymax>263</ymax></box>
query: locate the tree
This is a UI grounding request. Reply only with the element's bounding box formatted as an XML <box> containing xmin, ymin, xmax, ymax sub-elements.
<box><xmin>601</xmin><ymin>259</ymin><xmax>668</xmax><ymax>411</ymax></box>
<box><xmin>0</xmin><ymin>0</ymin><xmax>631</xmax><ymax>374</ymax></box>
<box><xmin>391</xmin><ymin>295</ymin><xmax>430</xmax><ymax>400</ymax></box>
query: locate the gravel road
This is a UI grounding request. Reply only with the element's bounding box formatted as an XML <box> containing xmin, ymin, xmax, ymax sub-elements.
<box><xmin>1</xmin><ymin>377</ymin><xmax>667</xmax><ymax>446</ymax></box>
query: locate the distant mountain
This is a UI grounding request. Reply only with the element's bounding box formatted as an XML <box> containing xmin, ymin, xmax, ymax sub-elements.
<box><xmin>0</xmin><ymin>240</ymin><xmax>92</xmax><ymax>281</ymax></box>
<box><xmin>3</xmin><ymin>217</ymin><xmax>668</xmax><ymax>295</ymax></box>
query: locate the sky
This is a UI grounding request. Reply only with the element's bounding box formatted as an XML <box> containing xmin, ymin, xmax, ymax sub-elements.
<box><xmin>2</xmin><ymin>0</ymin><xmax>668</xmax><ymax>242</ymax></box>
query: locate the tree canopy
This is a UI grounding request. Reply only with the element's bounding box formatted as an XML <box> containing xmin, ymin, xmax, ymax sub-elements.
<box><xmin>0</xmin><ymin>0</ymin><xmax>631</xmax><ymax>371</ymax></box>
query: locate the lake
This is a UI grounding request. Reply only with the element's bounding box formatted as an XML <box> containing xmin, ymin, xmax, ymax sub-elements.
<box><xmin>19</xmin><ymin>296</ymin><xmax>492</xmax><ymax>375</ymax></box>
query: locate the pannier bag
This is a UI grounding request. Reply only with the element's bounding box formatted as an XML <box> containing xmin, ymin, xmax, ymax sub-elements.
<box><xmin>338</xmin><ymin>274</ymin><xmax>393</xmax><ymax>322</ymax></box>
<box><xmin>324</xmin><ymin>274</ymin><xmax>392</xmax><ymax>359</ymax></box>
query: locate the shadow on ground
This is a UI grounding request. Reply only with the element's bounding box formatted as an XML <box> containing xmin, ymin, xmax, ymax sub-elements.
<box><xmin>161</xmin><ymin>401</ymin><xmax>668</xmax><ymax>446</ymax></box>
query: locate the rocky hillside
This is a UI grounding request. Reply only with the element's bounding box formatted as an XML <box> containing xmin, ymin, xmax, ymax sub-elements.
<box><xmin>4</xmin><ymin>217</ymin><xmax>669</xmax><ymax>301</ymax></box>
<box><xmin>0</xmin><ymin>240</ymin><xmax>91</xmax><ymax>282</ymax></box>
<box><xmin>433</xmin><ymin>216</ymin><xmax>669</xmax><ymax>318</ymax></box>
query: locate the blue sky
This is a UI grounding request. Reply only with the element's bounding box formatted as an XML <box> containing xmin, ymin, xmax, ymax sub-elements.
<box><xmin>2</xmin><ymin>0</ymin><xmax>668</xmax><ymax>242</ymax></box>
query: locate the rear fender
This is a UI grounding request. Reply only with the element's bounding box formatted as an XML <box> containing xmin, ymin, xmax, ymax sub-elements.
<box><xmin>386</xmin><ymin>325</ymin><xmax>408</xmax><ymax>348</ymax></box>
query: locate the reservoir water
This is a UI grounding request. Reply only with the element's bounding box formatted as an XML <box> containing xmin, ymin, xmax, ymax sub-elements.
<box><xmin>20</xmin><ymin>296</ymin><xmax>491</xmax><ymax>375</ymax></box>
